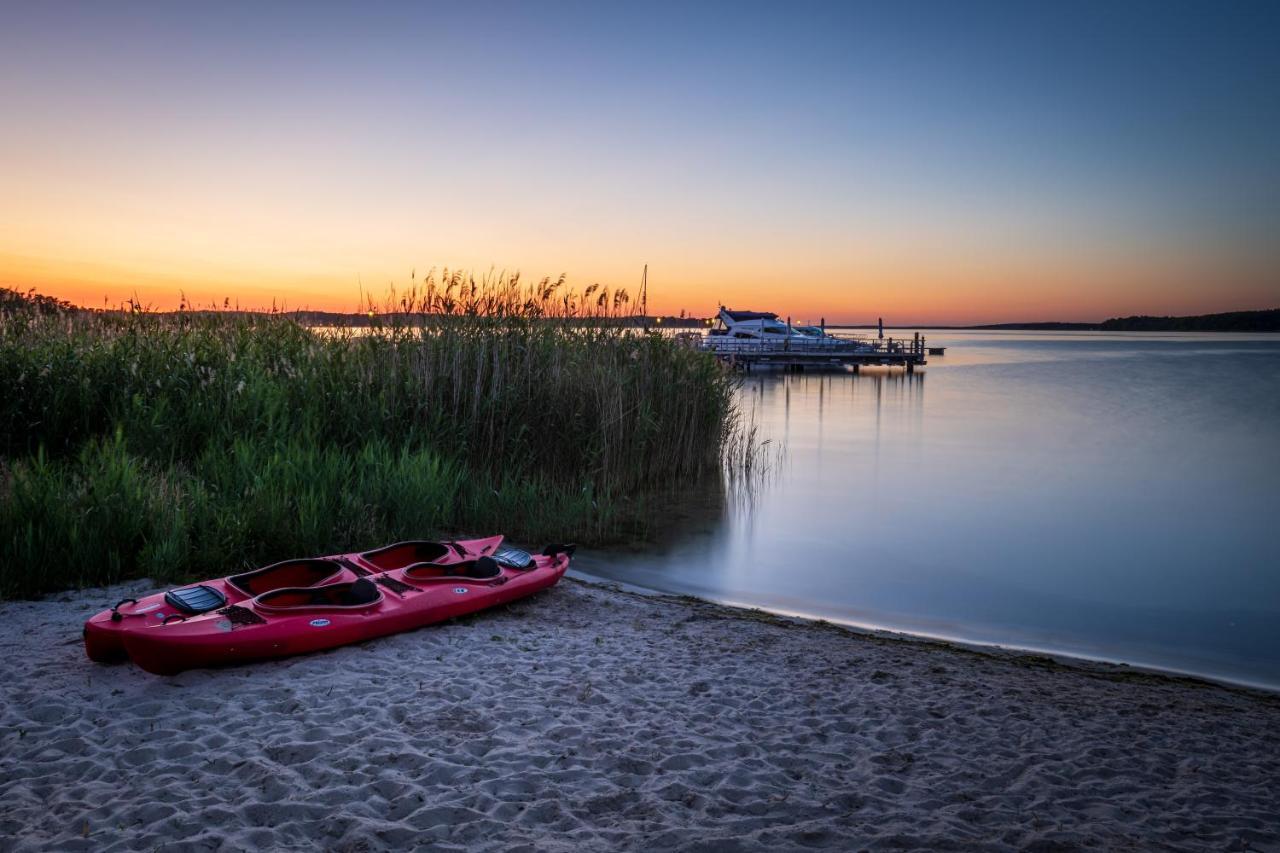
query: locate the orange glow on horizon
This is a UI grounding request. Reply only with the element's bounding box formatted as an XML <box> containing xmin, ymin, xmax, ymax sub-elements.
<box><xmin>3</xmin><ymin>247</ymin><xmax>1274</xmax><ymax>327</ymax></box>
<box><xmin>3</xmin><ymin>156</ymin><xmax>1275</xmax><ymax>325</ymax></box>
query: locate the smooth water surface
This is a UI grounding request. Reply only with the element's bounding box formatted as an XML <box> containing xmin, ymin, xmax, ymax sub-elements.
<box><xmin>580</xmin><ymin>332</ymin><xmax>1280</xmax><ymax>689</ymax></box>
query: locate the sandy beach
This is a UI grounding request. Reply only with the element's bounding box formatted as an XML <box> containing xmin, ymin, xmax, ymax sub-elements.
<box><xmin>1</xmin><ymin>576</ymin><xmax>1277</xmax><ymax>852</ymax></box>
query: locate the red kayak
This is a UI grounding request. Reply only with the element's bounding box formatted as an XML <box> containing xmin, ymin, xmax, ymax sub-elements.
<box><xmin>84</xmin><ymin>535</ymin><xmax>507</xmax><ymax>669</ymax></box>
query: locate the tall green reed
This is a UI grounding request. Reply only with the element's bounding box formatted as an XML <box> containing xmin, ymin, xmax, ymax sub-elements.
<box><xmin>0</xmin><ymin>273</ymin><xmax>743</xmax><ymax>597</ymax></box>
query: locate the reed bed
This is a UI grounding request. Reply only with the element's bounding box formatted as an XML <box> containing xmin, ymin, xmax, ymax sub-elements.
<box><xmin>0</xmin><ymin>274</ymin><xmax>742</xmax><ymax>597</ymax></box>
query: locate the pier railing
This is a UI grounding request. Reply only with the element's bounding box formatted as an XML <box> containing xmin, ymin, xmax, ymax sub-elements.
<box><xmin>695</xmin><ymin>334</ymin><xmax>927</xmax><ymax>356</ymax></box>
<box><xmin>686</xmin><ymin>332</ymin><xmax>929</xmax><ymax>370</ymax></box>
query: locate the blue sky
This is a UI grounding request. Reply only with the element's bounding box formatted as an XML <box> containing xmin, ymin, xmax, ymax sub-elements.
<box><xmin>2</xmin><ymin>0</ymin><xmax>1277</xmax><ymax>320</ymax></box>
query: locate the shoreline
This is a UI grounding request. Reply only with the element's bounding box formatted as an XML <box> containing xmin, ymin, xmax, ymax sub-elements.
<box><xmin>3</xmin><ymin>577</ymin><xmax>1278</xmax><ymax>851</ymax></box>
<box><xmin>570</xmin><ymin>570</ymin><xmax>1280</xmax><ymax>698</ymax></box>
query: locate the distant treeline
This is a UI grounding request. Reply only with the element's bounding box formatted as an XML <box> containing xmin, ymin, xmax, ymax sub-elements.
<box><xmin>280</xmin><ymin>311</ymin><xmax>710</xmax><ymax>329</ymax></box>
<box><xmin>1098</xmin><ymin>309</ymin><xmax>1279</xmax><ymax>332</ymax></box>
<box><xmin>0</xmin><ymin>297</ymin><xmax>711</xmax><ymax>330</ymax></box>
<box><xmin>0</xmin><ymin>288</ymin><xmax>76</xmax><ymax>315</ymax></box>
<box><xmin>943</xmin><ymin>308</ymin><xmax>1278</xmax><ymax>333</ymax></box>
<box><xmin>225</xmin><ymin>309</ymin><xmax>1280</xmax><ymax>333</ymax></box>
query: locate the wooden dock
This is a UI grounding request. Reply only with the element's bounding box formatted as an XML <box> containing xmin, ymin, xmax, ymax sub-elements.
<box><xmin>694</xmin><ymin>333</ymin><xmax>929</xmax><ymax>372</ymax></box>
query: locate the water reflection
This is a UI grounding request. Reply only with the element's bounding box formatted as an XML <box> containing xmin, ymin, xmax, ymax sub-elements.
<box><xmin>581</xmin><ymin>332</ymin><xmax>1280</xmax><ymax>689</ymax></box>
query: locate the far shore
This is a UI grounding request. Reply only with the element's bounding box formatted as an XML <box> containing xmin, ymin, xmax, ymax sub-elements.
<box><xmin>2</xmin><ymin>575</ymin><xmax>1277</xmax><ymax>851</ymax></box>
<box><xmin>17</xmin><ymin>287</ymin><xmax>1277</xmax><ymax>335</ymax></box>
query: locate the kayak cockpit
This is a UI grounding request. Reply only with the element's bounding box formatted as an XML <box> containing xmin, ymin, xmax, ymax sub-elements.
<box><xmin>227</xmin><ymin>559</ymin><xmax>345</xmax><ymax>596</ymax></box>
<box><xmin>254</xmin><ymin>578</ymin><xmax>383</xmax><ymax>613</ymax></box>
<box><xmin>404</xmin><ymin>556</ymin><xmax>503</xmax><ymax>581</ymax></box>
<box><xmin>360</xmin><ymin>540</ymin><xmax>463</xmax><ymax>571</ymax></box>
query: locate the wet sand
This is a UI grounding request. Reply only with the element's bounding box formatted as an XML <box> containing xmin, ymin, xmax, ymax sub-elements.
<box><xmin>1</xmin><ymin>577</ymin><xmax>1277</xmax><ymax>851</ymax></box>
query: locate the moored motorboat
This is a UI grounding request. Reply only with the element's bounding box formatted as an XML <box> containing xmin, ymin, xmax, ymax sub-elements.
<box><xmin>703</xmin><ymin>307</ymin><xmax>866</xmax><ymax>351</ymax></box>
<box><xmin>83</xmin><ymin>535</ymin><xmax>504</xmax><ymax>665</ymax></box>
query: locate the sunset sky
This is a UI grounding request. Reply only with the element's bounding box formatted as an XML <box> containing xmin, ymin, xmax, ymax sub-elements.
<box><xmin>2</xmin><ymin>1</ymin><xmax>1277</xmax><ymax>324</ymax></box>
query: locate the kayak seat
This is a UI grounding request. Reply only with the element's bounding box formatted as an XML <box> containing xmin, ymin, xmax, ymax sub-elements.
<box><xmin>404</xmin><ymin>556</ymin><xmax>502</xmax><ymax>582</ymax></box>
<box><xmin>254</xmin><ymin>578</ymin><xmax>383</xmax><ymax>611</ymax></box>
<box><xmin>335</xmin><ymin>578</ymin><xmax>381</xmax><ymax>605</ymax></box>
<box><xmin>492</xmin><ymin>546</ymin><xmax>535</xmax><ymax>569</ymax></box>
<box><xmin>164</xmin><ymin>584</ymin><xmax>228</xmax><ymax>615</ymax></box>
<box><xmin>228</xmin><ymin>559</ymin><xmax>344</xmax><ymax>596</ymax></box>
<box><xmin>359</xmin><ymin>540</ymin><xmax>459</xmax><ymax>572</ymax></box>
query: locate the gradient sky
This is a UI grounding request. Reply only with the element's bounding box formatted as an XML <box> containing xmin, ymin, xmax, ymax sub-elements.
<box><xmin>2</xmin><ymin>1</ymin><xmax>1278</xmax><ymax>323</ymax></box>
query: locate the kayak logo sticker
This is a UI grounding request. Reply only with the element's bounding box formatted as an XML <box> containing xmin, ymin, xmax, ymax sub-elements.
<box><xmin>453</xmin><ymin>587</ymin><xmax>468</xmax><ymax>594</ymax></box>
<box><xmin>309</xmin><ymin>619</ymin><xmax>331</xmax><ymax>627</ymax></box>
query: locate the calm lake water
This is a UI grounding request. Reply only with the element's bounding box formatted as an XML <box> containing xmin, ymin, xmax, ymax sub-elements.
<box><xmin>578</xmin><ymin>331</ymin><xmax>1280</xmax><ymax>689</ymax></box>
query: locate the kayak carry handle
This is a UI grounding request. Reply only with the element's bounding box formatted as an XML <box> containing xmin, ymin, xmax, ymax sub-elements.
<box><xmin>162</xmin><ymin>614</ymin><xmax>188</xmax><ymax>625</ymax></box>
<box><xmin>110</xmin><ymin>598</ymin><xmax>138</xmax><ymax>622</ymax></box>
